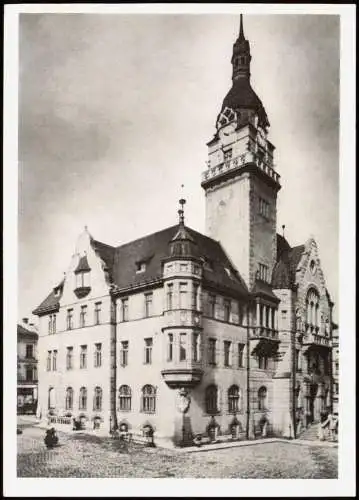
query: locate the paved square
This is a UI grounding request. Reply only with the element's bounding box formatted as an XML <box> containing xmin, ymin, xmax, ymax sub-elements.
<box><xmin>17</xmin><ymin>425</ymin><xmax>337</xmax><ymax>478</ymax></box>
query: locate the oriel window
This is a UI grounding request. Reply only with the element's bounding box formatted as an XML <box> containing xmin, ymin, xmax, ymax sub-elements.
<box><xmin>166</xmin><ymin>284</ymin><xmax>173</xmax><ymax>310</ymax></box>
<box><xmin>179</xmin><ymin>333</ymin><xmax>187</xmax><ymax>361</ymax></box>
<box><xmin>167</xmin><ymin>333</ymin><xmax>174</xmax><ymax>362</ymax></box>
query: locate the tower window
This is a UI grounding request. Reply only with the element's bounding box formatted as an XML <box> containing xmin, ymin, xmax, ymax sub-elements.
<box><xmin>259</xmin><ymin>197</ymin><xmax>270</xmax><ymax>218</ymax></box>
<box><xmin>258</xmin><ymin>263</ymin><xmax>269</xmax><ymax>282</ymax></box>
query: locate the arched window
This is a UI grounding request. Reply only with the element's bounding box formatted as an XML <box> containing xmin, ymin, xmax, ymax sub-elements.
<box><xmin>93</xmin><ymin>386</ymin><xmax>102</xmax><ymax>411</ymax></box>
<box><xmin>258</xmin><ymin>386</ymin><xmax>267</xmax><ymax>411</ymax></box>
<box><xmin>79</xmin><ymin>387</ymin><xmax>87</xmax><ymax>410</ymax></box>
<box><xmin>228</xmin><ymin>385</ymin><xmax>241</xmax><ymax>413</ymax></box>
<box><xmin>118</xmin><ymin>385</ymin><xmax>131</xmax><ymax>411</ymax></box>
<box><xmin>306</xmin><ymin>289</ymin><xmax>320</xmax><ymax>328</ymax></box>
<box><xmin>65</xmin><ymin>387</ymin><xmax>74</xmax><ymax>410</ymax></box>
<box><xmin>141</xmin><ymin>385</ymin><xmax>156</xmax><ymax>413</ymax></box>
<box><xmin>205</xmin><ymin>384</ymin><xmax>219</xmax><ymax>414</ymax></box>
<box><xmin>48</xmin><ymin>387</ymin><xmax>55</xmax><ymax>409</ymax></box>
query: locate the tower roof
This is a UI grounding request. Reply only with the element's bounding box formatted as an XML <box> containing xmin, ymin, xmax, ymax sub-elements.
<box><xmin>218</xmin><ymin>15</ymin><xmax>269</xmax><ymax>129</ymax></box>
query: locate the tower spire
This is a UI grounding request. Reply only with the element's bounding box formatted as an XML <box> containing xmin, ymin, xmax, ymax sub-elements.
<box><xmin>239</xmin><ymin>13</ymin><xmax>245</xmax><ymax>40</ymax></box>
<box><xmin>178</xmin><ymin>198</ymin><xmax>186</xmax><ymax>225</ymax></box>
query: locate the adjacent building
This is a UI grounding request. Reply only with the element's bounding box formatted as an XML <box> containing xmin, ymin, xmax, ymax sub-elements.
<box><xmin>17</xmin><ymin>319</ymin><xmax>38</xmax><ymax>414</ymax></box>
<box><xmin>332</xmin><ymin>324</ymin><xmax>339</xmax><ymax>415</ymax></box>
<box><xmin>33</xmin><ymin>16</ymin><xmax>336</xmax><ymax>446</ymax></box>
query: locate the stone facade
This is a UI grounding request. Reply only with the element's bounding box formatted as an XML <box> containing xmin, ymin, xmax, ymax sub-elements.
<box><xmin>32</xmin><ymin>16</ymin><xmax>336</xmax><ymax>446</ymax></box>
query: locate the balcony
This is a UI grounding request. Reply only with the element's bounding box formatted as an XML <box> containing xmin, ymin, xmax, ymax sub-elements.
<box><xmin>303</xmin><ymin>333</ymin><xmax>331</xmax><ymax>349</ymax></box>
<box><xmin>201</xmin><ymin>152</ymin><xmax>280</xmax><ymax>187</ymax></box>
<box><xmin>250</xmin><ymin>326</ymin><xmax>279</xmax><ymax>341</ymax></box>
<box><xmin>161</xmin><ymin>360</ymin><xmax>203</xmax><ymax>389</ymax></box>
<box><xmin>163</xmin><ymin>309</ymin><xmax>202</xmax><ymax>329</ymax></box>
<box><xmin>17</xmin><ymin>376</ymin><xmax>38</xmax><ymax>385</ymax></box>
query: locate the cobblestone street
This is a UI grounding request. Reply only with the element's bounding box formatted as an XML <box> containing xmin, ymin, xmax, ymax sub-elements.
<box><xmin>17</xmin><ymin>424</ymin><xmax>338</xmax><ymax>479</ymax></box>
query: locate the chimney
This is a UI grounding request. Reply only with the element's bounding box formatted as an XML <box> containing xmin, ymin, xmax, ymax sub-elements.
<box><xmin>22</xmin><ymin>317</ymin><xmax>29</xmax><ymax>325</ymax></box>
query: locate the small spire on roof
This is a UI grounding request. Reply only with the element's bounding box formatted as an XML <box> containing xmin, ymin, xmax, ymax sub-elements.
<box><xmin>239</xmin><ymin>14</ymin><xmax>245</xmax><ymax>40</ymax></box>
<box><xmin>178</xmin><ymin>198</ymin><xmax>186</xmax><ymax>225</ymax></box>
<box><xmin>282</xmin><ymin>224</ymin><xmax>286</xmax><ymax>237</ymax></box>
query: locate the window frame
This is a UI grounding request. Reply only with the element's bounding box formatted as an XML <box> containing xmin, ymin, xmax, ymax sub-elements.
<box><xmin>205</xmin><ymin>384</ymin><xmax>219</xmax><ymax>415</ymax></box>
<box><xmin>141</xmin><ymin>384</ymin><xmax>156</xmax><ymax>414</ymax></box>
<box><xmin>118</xmin><ymin>385</ymin><xmax>132</xmax><ymax>411</ymax></box>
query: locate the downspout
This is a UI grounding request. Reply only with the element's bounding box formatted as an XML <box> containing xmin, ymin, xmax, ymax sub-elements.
<box><xmin>291</xmin><ymin>286</ymin><xmax>297</xmax><ymax>439</ymax></box>
<box><xmin>110</xmin><ymin>294</ymin><xmax>118</xmax><ymax>431</ymax></box>
<box><xmin>246</xmin><ymin>303</ymin><xmax>251</xmax><ymax>439</ymax></box>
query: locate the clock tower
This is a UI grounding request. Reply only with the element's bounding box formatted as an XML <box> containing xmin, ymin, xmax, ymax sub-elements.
<box><xmin>201</xmin><ymin>15</ymin><xmax>281</xmax><ymax>291</ymax></box>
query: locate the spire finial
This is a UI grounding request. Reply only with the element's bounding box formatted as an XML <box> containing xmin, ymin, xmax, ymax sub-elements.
<box><xmin>178</xmin><ymin>197</ymin><xmax>186</xmax><ymax>225</ymax></box>
<box><xmin>239</xmin><ymin>14</ymin><xmax>245</xmax><ymax>40</ymax></box>
<box><xmin>282</xmin><ymin>224</ymin><xmax>286</xmax><ymax>237</ymax></box>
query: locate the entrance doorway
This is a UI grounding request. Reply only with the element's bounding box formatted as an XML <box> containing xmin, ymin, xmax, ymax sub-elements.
<box><xmin>308</xmin><ymin>383</ymin><xmax>319</xmax><ymax>424</ymax></box>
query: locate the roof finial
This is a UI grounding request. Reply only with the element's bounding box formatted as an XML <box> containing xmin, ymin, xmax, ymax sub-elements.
<box><xmin>239</xmin><ymin>13</ymin><xmax>245</xmax><ymax>40</ymax></box>
<box><xmin>178</xmin><ymin>198</ymin><xmax>186</xmax><ymax>225</ymax></box>
<box><xmin>282</xmin><ymin>224</ymin><xmax>286</xmax><ymax>237</ymax></box>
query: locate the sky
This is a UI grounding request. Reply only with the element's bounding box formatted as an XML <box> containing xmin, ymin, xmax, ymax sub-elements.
<box><xmin>18</xmin><ymin>13</ymin><xmax>340</xmax><ymax>322</ymax></box>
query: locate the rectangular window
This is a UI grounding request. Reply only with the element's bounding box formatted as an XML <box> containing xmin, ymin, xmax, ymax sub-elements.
<box><xmin>26</xmin><ymin>344</ymin><xmax>34</xmax><ymax>359</ymax></box>
<box><xmin>66</xmin><ymin>309</ymin><xmax>73</xmax><ymax>330</ymax></box>
<box><xmin>193</xmin><ymin>332</ymin><xmax>201</xmax><ymax>362</ymax></box>
<box><xmin>144</xmin><ymin>338</ymin><xmax>153</xmax><ymax>365</ymax></box>
<box><xmin>223</xmin><ymin>299</ymin><xmax>231</xmax><ymax>322</ymax></box>
<box><xmin>223</xmin><ymin>148</ymin><xmax>232</xmax><ymax>162</ymax></box>
<box><xmin>52</xmin><ymin>350</ymin><xmax>57</xmax><ymax>371</ymax></box>
<box><xmin>48</xmin><ymin>314</ymin><xmax>56</xmax><ymax>334</ymax></box>
<box><xmin>258</xmin><ymin>263</ymin><xmax>269</xmax><ymax>282</ymax></box>
<box><xmin>80</xmin><ymin>345</ymin><xmax>87</xmax><ymax>369</ymax></box>
<box><xmin>144</xmin><ymin>293</ymin><xmax>153</xmax><ymax>318</ymax></box>
<box><xmin>258</xmin><ymin>355</ymin><xmax>269</xmax><ymax>370</ymax></box>
<box><xmin>166</xmin><ymin>284</ymin><xmax>173</xmax><ymax>310</ymax></box>
<box><xmin>224</xmin><ymin>340</ymin><xmax>232</xmax><ymax>367</ymax></box>
<box><xmin>179</xmin><ymin>333</ymin><xmax>187</xmax><ymax>361</ymax></box>
<box><xmin>208</xmin><ymin>338</ymin><xmax>217</xmax><ymax>365</ymax></box>
<box><xmin>94</xmin><ymin>302</ymin><xmax>101</xmax><ymax>325</ymax></box>
<box><xmin>80</xmin><ymin>305</ymin><xmax>87</xmax><ymax>328</ymax></box>
<box><xmin>180</xmin><ymin>263</ymin><xmax>187</xmax><ymax>273</ymax></box>
<box><xmin>238</xmin><ymin>343</ymin><xmax>245</xmax><ymax>368</ymax></box>
<box><xmin>179</xmin><ymin>283</ymin><xmax>188</xmax><ymax>309</ymax></box>
<box><xmin>121</xmin><ymin>299</ymin><xmax>129</xmax><ymax>322</ymax></box>
<box><xmin>120</xmin><ymin>341</ymin><xmax>129</xmax><ymax>367</ymax></box>
<box><xmin>192</xmin><ymin>283</ymin><xmax>199</xmax><ymax>310</ymax></box>
<box><xmin>94</xmin><ymin>343</ymin><xmax>102</xmax><ymax>368</ymax></box>
<box><xmin>25</xmin><ymin>366</ymin><xmax>33</xmax><ymax>382</ymax></box>
<box><xmin>209</xmin><ymin>294</ymin><xmax>216</xmax><ymax>318</ymax></box>
<box><xmin>47</xmin><ymin>351</ymin><xmax>51</xmax><ymax>371</ymax></box>
<box><xmin>66</xmin><ymin>347</ymin><xmax>73</xmax><ymax>370</ymax></box>
<box><xmin>296</xmin><ymin>349</ymin><xmax>301</xmax><ymax>371</ymax></box>
<box><xmin>259</xmin><ymin>197</ymin><xmax>270</xmax><ymax>218</ymax></box>
<box><xmin>167</xmin><ymin>333</ymin><xmax>174</xmax><ymax>362</ymax></box>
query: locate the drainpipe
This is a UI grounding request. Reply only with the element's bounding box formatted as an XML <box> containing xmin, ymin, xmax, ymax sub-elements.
<box><xmin>246</xmin><ymin>303</ymin><xmax>251</xmax><ymax>439</ymax></box>
<box><xmin>110</xmin><ymin>294</ymin><xmax>118</xmax><ymax>431</ymax></box>
<box><xmin>291</xmin><ymin>286</ymin><xmax>297</xmax><ymax>439</ymax></box>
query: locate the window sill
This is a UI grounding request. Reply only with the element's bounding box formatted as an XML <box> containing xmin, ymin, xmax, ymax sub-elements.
<box><xmin>118</xmin><ymin>409</ymin><xmax>132</xmax><ymax>413</ymax></box>
<box><xmin>141</xmin><ymin>411</ymin><xmax>156</xmax><ymax>415</ymax></box>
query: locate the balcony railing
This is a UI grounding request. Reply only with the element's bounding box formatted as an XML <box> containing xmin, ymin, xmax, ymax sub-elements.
<box><xmin>202</xmin><ymin>152</ymin><xmax>280</xmax><ymax>185</ymax></box>
<box><xmin>303</xmin><ymin>333</ymin><xmax>331</xmax><ymax>348</ymax></box>
<box><xmin>250</xmin><ymin>326</ymin><xmax>279</xmax><ymax>341</ymax></box>
<box><xmin>17</xmin><ymin>376</ymin><xmax>38</xmax><ymax>384</ymax></box>
<box><xmin>163</xmin><ymin>309</ymin><xmax>202</xmax><ymax>328</ymax></box>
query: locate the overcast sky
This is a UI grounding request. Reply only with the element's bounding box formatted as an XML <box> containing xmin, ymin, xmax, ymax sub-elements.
<box><xmin>18</xmin><ymin>13</ymin><xmax>339</xmax><ymax>321</ymax></box>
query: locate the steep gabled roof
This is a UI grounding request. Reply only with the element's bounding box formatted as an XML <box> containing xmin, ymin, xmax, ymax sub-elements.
<box><xmin>32</xmin><ymin>281</ymin><xmax>64</xmax><ymax>316</ymax></box>
<box><xmin>33</xmin><ymin>225</ymin><xmax>249</xmax><ymax>315</ymax></box>
<box><xmin>272</xmin><ymin>234</ymin><xmax>305</xmax><ymax>289</ymax></box>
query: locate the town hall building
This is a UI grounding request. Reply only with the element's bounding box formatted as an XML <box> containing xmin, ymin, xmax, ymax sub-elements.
<box><xmin>33</xmin><ymin>16</ymin><xmax>335</xmax><ymax>447</ymax></box>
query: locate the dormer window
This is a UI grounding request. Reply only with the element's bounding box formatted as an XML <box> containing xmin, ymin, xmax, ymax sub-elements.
<box><xmin>136</xmin><ymin>262</ymin><xmax>146</xmax><ymax>273</ymax></box>
<box><xmin>74</xmin><ymin>255</ymin><xmax>91</xmax><ymax>298</ymax></box>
